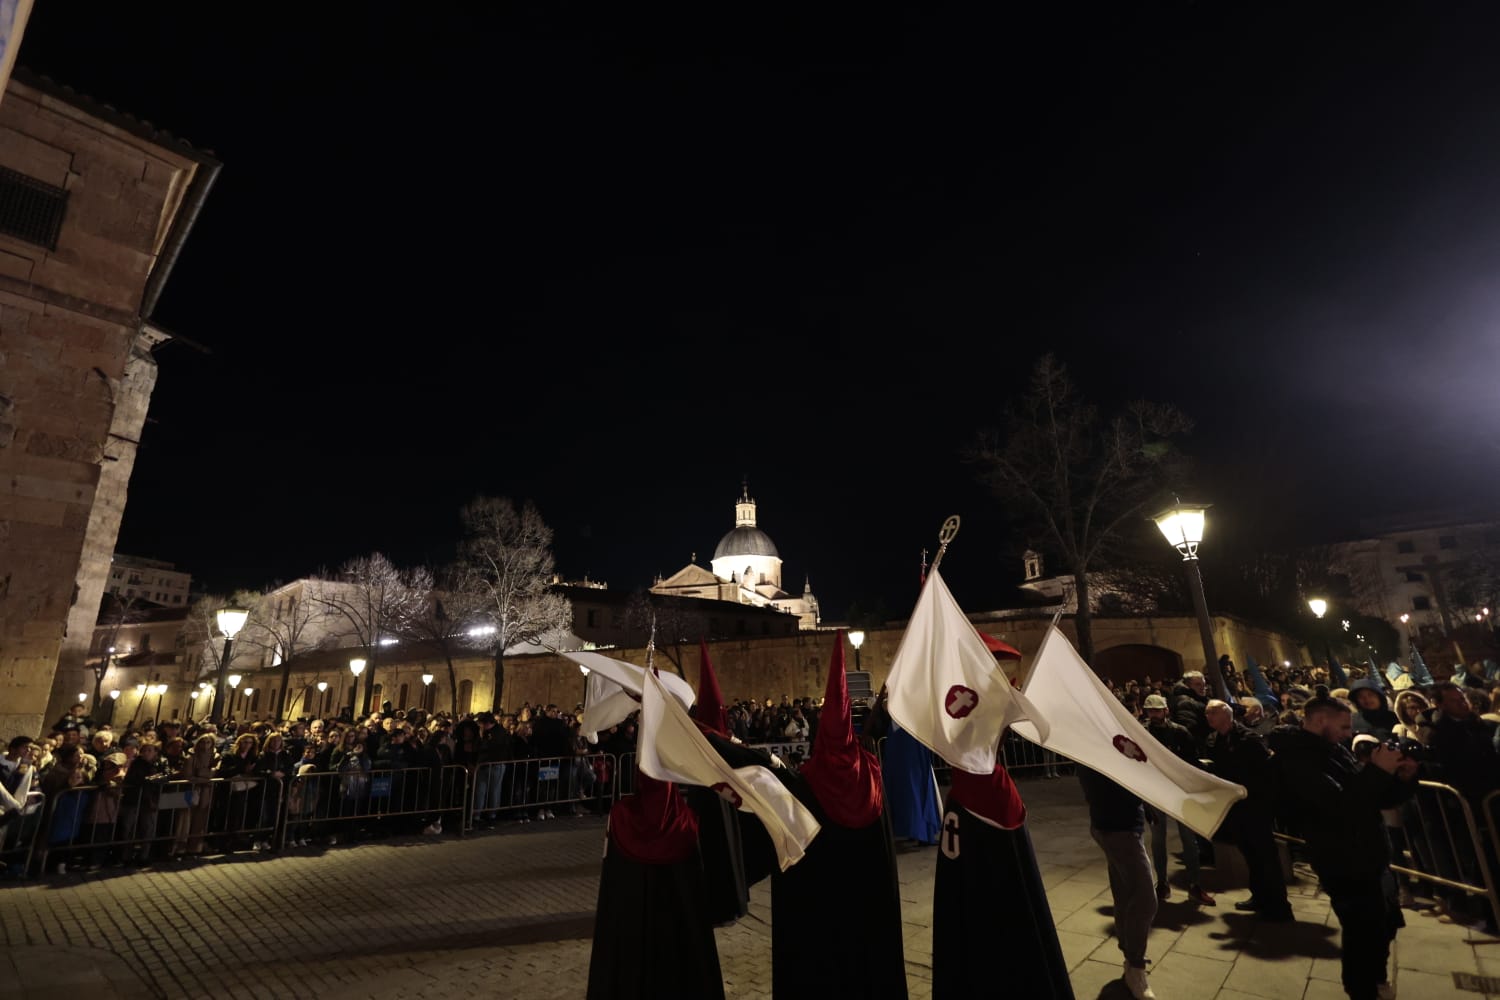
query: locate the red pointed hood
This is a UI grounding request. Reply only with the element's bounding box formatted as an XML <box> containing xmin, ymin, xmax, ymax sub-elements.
<box><xmin>691</xmin><ymin>638</ymin><xmax>729</xmax><ymax>737</ymax></box>
<box><xmin>799</xmin><ymin>630</ymin><xmax>883</xmax><ymax>828</ymax></box>
<box><xmin>978</xmin><ymin>630</ymin><xmax>1023</xmax><ymax>660</ymax></box>
<box><xmin>607</xmin><ymin>770</ymin><xmax>700</xmax><ymax>865</ymax></box>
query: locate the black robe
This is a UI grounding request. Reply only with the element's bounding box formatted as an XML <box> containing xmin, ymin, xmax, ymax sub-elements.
<box><xmin>685</xmin><ymin>784</ymin><xmax>749</xmax><ymax>925</ymax></box>
<box><xmin>771</xmin><ymin>772</ymin><xmax>908</xmax><ymax>999</ymax></box>
<box><xmin>586</xmin><ymin>831</ymin><xmax>724</xmax><ymax>1000</ymax></box>
<box><xmin>932</xmin><ymin>797</ymin><xmax>1074</xmax><ymax>999</ymax></box>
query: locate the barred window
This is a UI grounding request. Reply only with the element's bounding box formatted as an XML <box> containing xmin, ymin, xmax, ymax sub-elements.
<box><xmin>0</xmin><ymin>166</ymin><xmax>67</xmax><ymax>250</ymax></box>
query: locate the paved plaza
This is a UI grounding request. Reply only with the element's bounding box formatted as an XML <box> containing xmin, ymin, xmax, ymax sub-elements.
<box><xmin>2</xmin><ymin>777</ymin><xmax>1497</xmax><ymax>999</ymax></box>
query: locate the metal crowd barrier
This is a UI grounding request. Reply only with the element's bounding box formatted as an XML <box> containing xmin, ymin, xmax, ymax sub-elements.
<box><xmin>466</xmin><ymin>754</ymin><xmax>612</xmax><ymax>829</ymax></box>
<box><xmin>280</xmin><ymin>764</ymin><xmax>469</xmax><ymax>847</ymax></box>
<box><xmin>33</xmin><ymin>776</ymin><xmax>284</xmax><ymax>874</ymax></box>
<box><xmin>1273</xmin><ymin>780</ymin><xmax>1500</xmax><ymax>939</ymax></box>
<box><xmin>0</xmin><ymin>790</ymin><xmax>45</xmax><ymax>877</ymax></box>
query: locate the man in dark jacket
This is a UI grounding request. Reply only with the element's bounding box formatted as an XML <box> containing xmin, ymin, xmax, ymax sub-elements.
<box><xmin>1348</xmin><ymin>679</ymin><xmax>1399</xmax><ymax>741</ymax></box>
<box><xmin>1204</xmin><ymin>699</ymin><xmax>1292</xmax><ymax>921</ymax></box>
<box><xmin>1171</xmin><ymin>672</ymin><xmax>1210</xmax><ymax>752</ymax></box>
<box><xmin>1078</xmin><ymin>765</ymin><xmax>1157</xmax><ymax>1000</ymax></box>
<box><xmin>1427</xmin><ymin>681</ymin><xmax>1500</xmax><ymax>808</ymax></box>
<box><xmin>1143</xmin><ymin>694</ymin><xmax>1214</xmax><ymax>905</ymax></box>
<box><xmin>1269</xmin><ymin>688</ymin><xmax>1417</xmax><ymax>1000</ymax></box>
<box><xmin>473</xmin><ymin>713</ymin><xmax>514</xmax><ymax>826</ymax></box>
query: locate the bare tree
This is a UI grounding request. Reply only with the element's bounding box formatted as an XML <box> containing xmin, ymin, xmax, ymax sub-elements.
<box><xmin>242</xmin><ymin>583</ymin><xmax>330</xmax><ymax>722</ymax></box>
<box><xmin>967</xmin><ymin>354</ymin><xmax>1192</xmax><ymax>664</ymax></box>
<box><xmin>456</xmin><ymin>496</ymin><xmax>573</xmax><ymax>712</ymax></box>
<box><xmin>315</xmin><ymin>553</ymin><xmax>427</xmax><ymax>716</ymax></box>
<box><xmin>396</xmin><ymin>564</ymin><xmax>486</xmax><ymax>715</ymax></box>
<box><xmin>622</xmin><ymin>590</ymin><xmax>703</xmax><ymax>678</ymax></box>
<box><xmin>90</xmin><ymin>593</ymin><xmax>149</xmax><ymax>714</ymax></box>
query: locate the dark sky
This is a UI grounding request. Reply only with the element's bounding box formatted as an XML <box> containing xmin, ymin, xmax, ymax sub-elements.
<box><xmin>17</xmin><ymin>5</ymin><xmax>1500</xmax><ymax>620</ymax></box>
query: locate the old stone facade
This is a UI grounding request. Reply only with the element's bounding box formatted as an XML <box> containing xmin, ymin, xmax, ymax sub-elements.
<box><xmin>0</xmin><ymin>70</ymin><xmax>218</xmax><ymax>739</ymax></box>
<box><xmin>103</xmin><ymin>609</ymin><xmax>1306</xmax><ymax>728</ymax></box>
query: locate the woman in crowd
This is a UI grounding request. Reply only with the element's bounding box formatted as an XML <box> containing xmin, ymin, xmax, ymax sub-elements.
<box><xmin>172</xmin><ymin>733</ymin><xmax>217</xmax><ymax>858</ymax></box>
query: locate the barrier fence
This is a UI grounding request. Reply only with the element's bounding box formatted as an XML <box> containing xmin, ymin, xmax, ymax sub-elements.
<box><xmin>1274</xmin><ymin>780</ymin><xmax>1500</xmax><ymax>940</ymax></box>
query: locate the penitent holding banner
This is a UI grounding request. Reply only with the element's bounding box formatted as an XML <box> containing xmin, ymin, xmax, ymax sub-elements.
<box><xmin>1010</xmin><ymin>625</ymin><xmax>1246</xmax><ymax>839</ymax></box>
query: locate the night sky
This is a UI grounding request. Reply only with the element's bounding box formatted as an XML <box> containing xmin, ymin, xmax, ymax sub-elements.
<box><xmin>16</xmin><ymin>5</ymin><xmax>1500</xmax><ymax>621</ymax></box>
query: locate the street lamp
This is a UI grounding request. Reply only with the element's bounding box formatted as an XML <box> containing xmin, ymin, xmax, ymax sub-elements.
<box><xmin>241</xmin><ymin>687</ymin><xmax>254</xmax><ymax>719</ymax></box>
<box><xmin>1152</xmin><ymin>501</ymin><xmax>1230</xmax><ymax>700</ymax></box>
<box><xmin>422</xmin><ymin>672</ymin><xmax>434</xmax><ymax>711</ymax></box>
<box><xmin>226</xmin><ymin>673</ymin><xmax>241</xmax><ymax>722</ymax></box>
<box><xmin>77</xmin><ymin>691</ymin><xmax>87</xmax><ymax>703</ymax></box>
<box><xmin>151</xmin><ymin>683</ymin><xmax>168</xmax><ymax>727</ymax></box>
<box><xmin>848</xmin><ymin>630</ymin><xmax>866</xmax><ymax>671</ymax></box>
<box><xmin>213</xmin><ymin>604</ymin><xmax>250</xmax><ymax>724</ymax></box>
<box><xmin>1308</xmin><ymin>598</ymin><xmax>1339</xmax><ymax>679</ymax></box>
<box><xmin>349</xmin><ymin>657</ymin><xmax>366</xmax><ymax>718</ymax></box>
<box><xmin>316</xmin><ymin>680</ymin><xmax>329</xmax><ymax>715</ymax></box>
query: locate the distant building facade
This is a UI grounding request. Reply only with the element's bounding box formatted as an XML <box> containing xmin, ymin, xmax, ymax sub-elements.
<box><xmin>651</xmin><ymin>483</ymin><xmax>820</xmax><ymax>629</ymax></box>
<box><xmin>1332</xmin><ymin>510</ymin><xmax>1500</xmax><ymax>650</ymax></box>
<box><xmin>106</xmin><ymin>553</ymin><xmax>192</xmax><ymax>606</ymax></box>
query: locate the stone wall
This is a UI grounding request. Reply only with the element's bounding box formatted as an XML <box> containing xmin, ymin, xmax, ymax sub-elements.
<box><xmin>153</xmin><ymin>612</ymin><xmax>1307</xmax><ymax>727</ymax></box>
<box><xmin>0</xmin><ymin>78</ymin><xmax>210</xmax><ymax>740</ymax></box>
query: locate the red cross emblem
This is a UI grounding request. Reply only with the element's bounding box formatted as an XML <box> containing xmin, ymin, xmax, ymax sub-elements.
<box><xmin>711</xmin><ymin>782</ymin><xmax>743</xmax><ymax>809</ymax></box>
<box><xmin>945</xmin><ymin>685</ymin><xmax>979</xmax><ymax>719</ymax></box>
<box><xmin>1112</xmin><ymin>734</ymin><xmax>1147</xmax><ymax>762</ymax></box>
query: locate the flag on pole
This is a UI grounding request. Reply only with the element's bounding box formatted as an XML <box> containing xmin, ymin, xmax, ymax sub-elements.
<box><xmin>1243</xmin><ymin>655</ymin><xmax>1279</xmax><ymax>710</ymax></box>
<box><xmin>1326</xmin><ymin>651</ymin><xmax>1350</xmax><ymax>690</ymax></box>
<box><xmin>1009</xmin><ymin>625</ymin><xmax>1246</xmax><ymax>839</ymax></box>
<box><xmin>885</xmin><ymin>567</ymin><xmax>1048</xmax><ymax>775</ymax></box>
<box><xmin>1409</xmin><ymin>644</ymin><xmax>1436</xmax><ymax>686</ymax></box>
<box><xmin>1367</xmin><ymin>652</ymin><xmax>1392</xmax><ymax>693</ymax></box>
<box><xmin>567</xmin><ymin>651</ymin><xmax>697</xmax><ymax>744</ymax></box>
<box><xmin>1386</xmin><ymin>661</ymin><xmax>1413</xmax><ymax>690</ymax></box>
<box><xmin>638</xmin><ymin>665</ymin><xmax>820</xmax><ymax>871</ymax></box>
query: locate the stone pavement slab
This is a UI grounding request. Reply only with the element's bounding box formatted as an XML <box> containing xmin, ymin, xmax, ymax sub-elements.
<box><xmin>1</xmin><ymin>777</ymin><xmax>1497</xmax><ymax>999</ymax></box>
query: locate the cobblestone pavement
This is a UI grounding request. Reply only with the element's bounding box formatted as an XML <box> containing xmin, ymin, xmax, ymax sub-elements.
<box><xmin>3</xmin><ymin>778</ymin><xmax>1498</xmax><ymax>999</ymax></box>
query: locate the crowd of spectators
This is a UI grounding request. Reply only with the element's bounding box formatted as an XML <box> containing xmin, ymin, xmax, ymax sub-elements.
<box><xmin>0</xmin><ymin>697</ymin><xmax>648</xmax><ymax>876</ymax></box>
<box><xmin>1108</xmin><ymin>654</ymin><xmax>1500</xmax><ymax>934</ymax></box>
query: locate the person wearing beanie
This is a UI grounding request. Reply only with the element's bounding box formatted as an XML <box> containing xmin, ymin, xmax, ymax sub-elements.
<box><xmin>772</xmin><ymin>631</ymin><xmax>907</xmax><ymax>1000</ymax></box>
<box><xmin>1269</xmin><ymin>685</ymin><xmax>1417</xmax><ymax>1000</ymax></box>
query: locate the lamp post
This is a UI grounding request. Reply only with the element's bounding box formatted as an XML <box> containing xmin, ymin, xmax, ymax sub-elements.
<box><xmin>241</xmin><ymin>687</ymin><xmax>254</xmax><ymax>720</ymax></box>
<box><xmin>1152</xmin><ymin>501</ymin><xmax>1230</xmax><ymax>701</ymax></box>
<box><xmin>421</xmin><ymin>672</ymin><xmax>434</xmax><ymax>712</ymax></box>
<box><xmin>213</xmin><ymin>604</ymin><xmax>250</xmax><ymax>724</ymax></box>
<box><xmin>130</xmin><ymin>682</ymin><xmax>148</xmax><ymax>727</ymax></box>
<box><xmin>316</xmin><ymin>681</ymin><xmax>329</xmax><ymax>716</ymax></box>
<box><xmin>848</xmin><ymin>630</ymin><xmax>866</xmax><ymax>671</ymax></box>
<box><xmin>150</xmin><ymin>683</ymin><xmax>168</xmax><ymax>728</ymax></box>
<box><xmin>349</xmin><ymin>657</ymin><xmax>366</xmax><ymax>719</ymax></box>
<box><xmin>108</xmin><ymin>689</ymin><xmax>120</xmax><ymax>725</ymax></box>
<box><xmin>1307</xmin><ymin>598</ymin><xmax>1339</xmax><ymax>676</ymax></box>
<box><xmin>226</xmin><ymin>673</ymin><xmax>241</xmax><ymax>723</ymax></box>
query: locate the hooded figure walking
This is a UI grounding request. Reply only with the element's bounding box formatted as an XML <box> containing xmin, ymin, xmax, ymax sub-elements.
<box><xmin>772</xmin><ymin>631</ymin><xmax>908</xmax><ymax>999</ymax></box>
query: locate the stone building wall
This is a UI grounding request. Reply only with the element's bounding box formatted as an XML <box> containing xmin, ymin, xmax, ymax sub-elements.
<box><xmin>0</xmin><ymin>75</ymin><xmax>215</xmax><ymax>740</ymax></box>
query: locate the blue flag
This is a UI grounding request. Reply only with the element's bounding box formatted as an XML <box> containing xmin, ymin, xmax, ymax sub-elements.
<box><xmin>1326</xmin><ymin>651</ymin><xmax>1350</xmax><ymax>690</ymax></box>
<box><xmin>1409</xmin><ymin>645</ymin><xmax>1435</xmax><ymax>686</ymax></box>
<box><xmin>1367</xmin><ymin>653</ymin><xmax>1392</xmax><ymax>693</ymax></box>
<box><xmin>1386</xmin><ymin>661</ymin><xmax>1409</xmax><ymax>685</ymax></box>
<box><xmin>1243</xmin><ymin>655</ymin><xmax>1279</xmax><ymax>710</ymax></box>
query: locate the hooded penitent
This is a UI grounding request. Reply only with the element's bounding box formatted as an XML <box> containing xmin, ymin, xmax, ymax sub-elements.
<box><xmin>770</xmin><ymin>631</ymin><xmax>906</xmax><ymax>999</ymax></box>
<box><xmin>691</xmin><ymin>638</ymin><xmax>729</xmax><ymax>737</ymax></box>
<box><xmin>798</xmin><ymin>630</ymin><xmax>883</xmax><ymax>828</ymax></box>
<box><xmin>587</xmin><ymin>747</ymin><xmax>723</xmax><ymax>999</ymax></box>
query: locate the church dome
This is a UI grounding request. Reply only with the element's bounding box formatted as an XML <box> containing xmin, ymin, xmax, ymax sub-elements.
<box><xmin>714</xmin><ymin>525</ymin><xmax>779</xmax><ymax>560</ymax></box>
